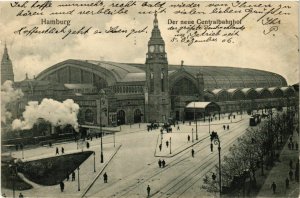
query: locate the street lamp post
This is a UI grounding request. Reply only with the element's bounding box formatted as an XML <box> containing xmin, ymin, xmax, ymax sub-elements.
<box><xmin>170</xmin><ymin>137</ymin><xmax>172</xmax><ymax>154</ymax></box>
<box><xmin>77</xmin><ymin>167</ymin><xmax>80</xmax><ymax>191</ymax></box>
<box><xmin>113</xmin><ymin>132</ymin><xmax>116</xmax><ymax>148</ymax></box>
<box><xmin>99</xmin><ymin>89</ymin><xmax>105</xmax><ymax>163</ymax></box>
<box><xmin>93</xmin><ymin>152</ymin><xmax>96</xmax><ymax>172</ymax></box>
<box><xmin>208</xmin><ymin>113</ymin><xmax>211</xmax><ymax>134</ymax></box>
<box><xmin>210</xmin><ymin>132</ymin><xmax>222</xmax><ymax>196</ymax></box>
<box><xmin>192</xmin><ymin>129</ymin><xmax>194</xmax><ymax>143</ymax></box>
<box><xmin>9</xmin><ymin>163</ymin><xmax>16</xmax><ymax>198</ymax></box>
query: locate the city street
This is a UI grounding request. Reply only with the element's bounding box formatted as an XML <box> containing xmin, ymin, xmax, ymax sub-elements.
<box><xmin>85</xmin><ymin>114</ymin><xmax>249</xmax><ymax>198</ymax></box>
<box><xmin>1</xmin><ymin>114</ymin><xmax>260</xmax><ymax>198</ymax></box>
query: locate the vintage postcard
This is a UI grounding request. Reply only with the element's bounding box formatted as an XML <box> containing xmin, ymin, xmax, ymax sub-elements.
<box><xmin>1</xmin><ymin>1</ymin><xmax>299</xmax><ymax>198</ymax></box>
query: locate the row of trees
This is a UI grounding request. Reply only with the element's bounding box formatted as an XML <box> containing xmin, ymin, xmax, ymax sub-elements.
<box><xmin>202</xmin><ymin>108</ymin><xmax>297</xmax><ymax>196</ymax></box>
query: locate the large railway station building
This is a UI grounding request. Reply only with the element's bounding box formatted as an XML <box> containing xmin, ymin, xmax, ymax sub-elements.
<box><xmin>1</xmin><ymin>14</ymin><xmax>298</xmax><ymax>129</ymax></box>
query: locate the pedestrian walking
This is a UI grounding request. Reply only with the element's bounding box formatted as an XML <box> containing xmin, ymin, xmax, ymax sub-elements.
<box><xmin>177</xmin><ymin>125</ymin><xmax>180</xmax><ymax>131</ymax></box>
<box><xmin>61</xmin><ymin>147</ymin><xmax>64</xmax><ymax>154</ymax></box>
<box><xmin>271</xmin><ymin>181</ymin><xmax>276</xmax><ymax>194</ymax></box>
<box><xmin>72</xmin><ymin>171</ymin><xmax>75</xmax><ymax>181</ymax></box>
<box><xmin>166</xmin><ymin>141</ymin><xmax>169</xmax><ymax>148</ymax></box>
<box><xmin>19</xmin><ymin>193</ymin><xmax>24</xmax><ymax>198</ymax></box>
<box><xmin>285</xmin><ymin>178</ymin><xmax>289</xmax><ymax>189</ymax></box>
<box><xmin>86</xmin><ymin>142</ymin><xmax>90</xmax><ymax>149</ymax></box>
<box><xmin>187</xmin><ymin>135</ymin><xmax>190</xmax><ymax>142</ymax></box>
<box><xmin>289</xmin><ymin>160</ymin><xmax>293</xmax><ymax>169</ymax></box>
<box><xmin>212</xmin><ymin>173</ymin><xmax>216</xmax><ymax>181</ymax></box>
<box><xmin>56</xmin><ymin>147</ymin><xmax>59</xmax><ymax>155</ymax></box>
<box><xmin>162</xmin><ymin>159</ymin><xmax>166</xmax><ymax>168</ymax></box>
<box><xmin>60</xmin><ymin>181</ymin><xmax>64</xmax><ymax>192</ymax></box>
<box><xmin>210</xmin><ymin>143</ymin><xmax>213</xmax><ymax>152</ymax></box>
<box><xmin>159</xmin><ymin>144</ymin><xmax>162</xmax><ymax>151</ymax></box>
<box><xmin>158</xmin><ymin>159</ymin><xmax>162</xmax><ymax>168</ymax></box>
<box><xmin>191</xmin><ymin>149</ymin><xmax>195</xmax><ymax>158</ymax></box>
<box><xmin>289</xmin><ymin>169</ymin><xmax>293</xmax><ymax>180</ymax></box>
<box><xmin>147</xmin><ymin>185</ymin><xmax>151</xmax><ymax>197</ymax></box>
<box><xmin>103</xmin><ymin>172</ymin><xmax>108</xmax><ymax>183</ymax></box>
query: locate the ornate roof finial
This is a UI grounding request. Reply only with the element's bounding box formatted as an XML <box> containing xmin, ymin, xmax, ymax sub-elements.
<box><xmin>181</xmin><ymin>60</ymin><xmax>184</xmax><ymax>69</ymax></box>
<box><xmin>25</xmin><ymin>73</ymin><xmax>28</xmax><ymax>80</ymax></box>
<box><xmin>154</xmin><ymin>10</ymin><xmax>158</xmax><ymax>27</ymax></box>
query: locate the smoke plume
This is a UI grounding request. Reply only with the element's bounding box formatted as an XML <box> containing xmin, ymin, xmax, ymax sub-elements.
<box><xmin>12</xmin><ymin>98</ymin><xmax>80</xmax><ymax>131</ymax></box>
<box><xmin>1</xmin><ymin>80</ymin><xmax>24</xmax><ymax>123</ymax></box>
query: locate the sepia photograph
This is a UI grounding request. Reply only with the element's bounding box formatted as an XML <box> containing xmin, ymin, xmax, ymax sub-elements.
<box><xmin>0</xmin><ymin>0</ymin><xmax>299</xmax><ymax>197</ymax></box>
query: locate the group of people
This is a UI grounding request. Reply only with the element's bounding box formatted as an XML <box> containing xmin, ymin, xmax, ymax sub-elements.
<box><xmin>288</xmin><ymin>136</ymin><xmax>298</xmax><ymax>150</ymax></box>
<box><xmin>158</xmin><ymin>159</ymin><xmax>166</xmax><ymax>168</ymax></box>
<box><xmin>15</xmin><ymin>143</ymin><xmax>24</xmax><ymax>151</ymax></box>
<box><xmin>223</xmin><ymin>125</ymin><xmax>230</xmax><ymax>130</ymax></box>
<box><xmin>158</xmin><ymin>140</ymin><xmax>170</xmax><ymax>152</ymax></box>
<box><xmin>55</xmin><ymin>147</ymin><xmax>65</xmax><ymax>155</ymax></box>
<box><xmin>271</xmin><ymin>136</ymin><xmax>299</xmax><ymax>194</ymax></box>
<box><xmin>66</xmin><ymin>171</ymin><xmax>76</xmax><ymax>181</ymax></box>
<box><xmin>60</xmin><ymin>171</ymin><xmax>77</xmax><ymax>192</ymax></box>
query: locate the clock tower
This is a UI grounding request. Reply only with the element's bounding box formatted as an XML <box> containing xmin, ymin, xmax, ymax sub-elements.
<box><xmin>145</xmin><ymin>13</ymin><xmax>170</xmax><ymax>122</ymax></box>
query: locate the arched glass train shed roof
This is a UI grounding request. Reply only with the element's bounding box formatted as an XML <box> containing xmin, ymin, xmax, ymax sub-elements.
<box><xmin>37</xmin><ymin>59</ymin><xmax>287</xmax><ymax>90</ymax></box>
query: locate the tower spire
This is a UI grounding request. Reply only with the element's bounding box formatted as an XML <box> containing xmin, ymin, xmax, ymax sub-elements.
<box><xmin>154</xmin><ymin>10</ymin><xmax>158</xmax><ymax>27</ymax></box>
<box><xmin>148</xmin><ymin>12</ymin><xmax>165</xmax><ymax>47</ymax></box>
<box><xmin>1</xmin><ymin>43</ymin><xmax>14</xmax><ymax>84</ymax></box>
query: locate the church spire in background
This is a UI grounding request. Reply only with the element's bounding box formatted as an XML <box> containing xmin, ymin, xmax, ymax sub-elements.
<box><xmin>1</xmin><ymin>43</ymin><xmax>14</xmax><ymax>84</ymax></box>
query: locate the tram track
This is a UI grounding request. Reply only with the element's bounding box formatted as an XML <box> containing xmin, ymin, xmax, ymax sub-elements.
<box><xmin>87</xmin><ymin>119</ymin><xmax>250</xmax><ymax>198</ymax></box>
<box><xmin>117</xmin><ymin>120</ymin><xmax>248</xmax><ymax>198</ymax></box>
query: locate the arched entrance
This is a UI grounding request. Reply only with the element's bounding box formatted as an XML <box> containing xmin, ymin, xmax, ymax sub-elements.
<box><xmin>170</xmin><ymin>77</ymin><xmax>198</xmax><ymax>121</ymax></box>
<box><xmin>117</xmin><ymin>110</ymin><xmax>126</xmax><ymax>125</ymax></box>
<box><xmin>134</xmin><ymin>109</ymin><xmax>142</xmax><ymax>123</ymax></box>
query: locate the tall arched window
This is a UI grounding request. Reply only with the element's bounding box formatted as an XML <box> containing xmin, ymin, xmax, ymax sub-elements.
<box><xmin>134</xmin><ymin>109</ymin><xmax>142</xmax><ymax>123</ymax></box>
<box><xmin>117</xmin><ymin>110</ymin><xmax>126</xmax><ymax>125</ymax></box>
<box><xmin>171</xmin><ymin>78</ymin><xmax>198</xmax><ymax>96</ymax></box>
<box><xmin>85</xmin><ymin>109</ymin><xmax>94</xmax><ymax>123</ymax></box>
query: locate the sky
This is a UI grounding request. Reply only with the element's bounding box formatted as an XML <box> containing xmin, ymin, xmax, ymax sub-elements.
<box><xmin>0</xmin><ymin>1</ymin><xmax>299</xmax><ymax>85</ymax></box>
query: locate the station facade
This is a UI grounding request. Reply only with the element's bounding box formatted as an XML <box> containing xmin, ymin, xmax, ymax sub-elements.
<box><xmin>1</xmin><ymin>14</ymin><xmax>297</xmax><ymax>128</ymax></box>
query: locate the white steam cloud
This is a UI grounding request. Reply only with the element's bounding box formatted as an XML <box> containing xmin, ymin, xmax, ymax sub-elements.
<box><xmin>1</xmin><ymin>80</ymin><xmax>24</xmax><ymax>123</ymax></box>
<box><xmin>12</xmin><ymin>98</ymin><xmax>80</xmax><ymax>131</ymax></box>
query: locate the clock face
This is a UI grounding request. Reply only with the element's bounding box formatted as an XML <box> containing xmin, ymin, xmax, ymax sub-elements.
<box><xmin>159</xmin><ymin>45</ymin><xmax>164</xmax><ymax>52</ymax></box>
<box><xmin>149</xmin><ymin>45</ymin><xmax>155</xmax><ymax>53</ymax></box>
